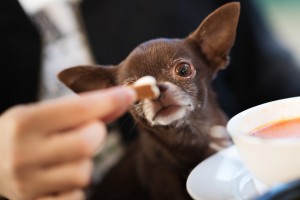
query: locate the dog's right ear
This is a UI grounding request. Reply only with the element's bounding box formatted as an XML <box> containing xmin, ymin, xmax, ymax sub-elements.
<box><xmin>58</xmin><ymin>65</ymin><xmax>118</xmax><ymax>93</ymax></box>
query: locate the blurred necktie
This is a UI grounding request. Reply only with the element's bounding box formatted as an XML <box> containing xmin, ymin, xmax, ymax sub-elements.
<box><xmin>18</xmin><ymin>0</ymin><xmax>95</xmax><ymax>100</ymax></box>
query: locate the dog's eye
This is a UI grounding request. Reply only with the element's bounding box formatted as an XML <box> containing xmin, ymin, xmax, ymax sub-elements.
<box><xmin>175</xmin><ymin>63</ymin><xmax>192</xmax><ymax>77</ymax></box>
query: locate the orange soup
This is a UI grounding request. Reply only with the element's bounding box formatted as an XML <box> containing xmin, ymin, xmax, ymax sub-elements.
<box><xmin>250</xmin><ymin>117</ymin><xmax>300</xmax><ymax>139</ymax></box>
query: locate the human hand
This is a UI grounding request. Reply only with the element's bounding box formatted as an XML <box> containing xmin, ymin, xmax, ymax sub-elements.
<box><xmin>0</xmin><ymin>86</ymin><xmax>136</xmax><ymax>200</ymax></box>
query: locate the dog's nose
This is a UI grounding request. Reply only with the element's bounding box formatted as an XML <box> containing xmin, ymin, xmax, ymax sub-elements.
<box><xmin>157</xmin><ymin>83</ymin><xmax>168</xmax><ymax>93</ymax></box>
<box><xmin>157</xmin><ymin>83</ymin><xmax>168</xmax><ymax>99</ymax></box>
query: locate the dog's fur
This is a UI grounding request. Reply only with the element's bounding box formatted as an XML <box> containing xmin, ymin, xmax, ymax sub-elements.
<box><xmin>58</xmin><ymin>3</ymin><xmax>240</xmax><ymax>200</ymax></box>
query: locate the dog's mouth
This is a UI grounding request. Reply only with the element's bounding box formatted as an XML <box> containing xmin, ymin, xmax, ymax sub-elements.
<box><xmin>145</xmin><ymin>101</ymin><xmax>193</xmax><ymax>126</ymax></box>
<box><xmin>140</xmin><ymin>82</ymin><xmax>194</xmax><ymax>126</ymax></box>
<box><xmin>152</xmin><ymin>105</ymin><xmax>183</xmax><ymax>121</ymax></box>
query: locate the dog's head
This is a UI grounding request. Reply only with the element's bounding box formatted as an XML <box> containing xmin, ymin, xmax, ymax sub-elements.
<box><xmin>58</xmin><ymin>3</ymin><xmax>240</xmax><ymax>128</ymax></box>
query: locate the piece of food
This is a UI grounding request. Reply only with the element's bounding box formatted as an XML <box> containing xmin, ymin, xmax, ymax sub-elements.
<box><xmin>129</xmin><ymin>76</ymin><xmax>160</xmax><ymax>100</ymax></box>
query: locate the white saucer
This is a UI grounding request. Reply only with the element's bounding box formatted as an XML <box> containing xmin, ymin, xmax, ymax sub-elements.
<box><xmin>186</xmin><ymin>146</ymin><xmax>266</xmax><ymax>200</ymax></box>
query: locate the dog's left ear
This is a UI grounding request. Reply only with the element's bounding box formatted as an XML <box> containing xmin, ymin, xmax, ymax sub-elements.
<box><xmin>188</xmin><ymin>2</ymin><xmax>240</xmax><ymax>71</ymax></box>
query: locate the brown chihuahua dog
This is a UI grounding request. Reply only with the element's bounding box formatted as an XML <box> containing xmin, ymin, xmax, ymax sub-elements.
<box><xmin>58</xmin><ymin>2</ymin><xmax>240</xmax><ymax>200</ymax></box>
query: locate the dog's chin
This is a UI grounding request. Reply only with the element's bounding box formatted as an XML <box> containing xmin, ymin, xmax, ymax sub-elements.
<box><xmin>145</xmin><ymin>105</ymin><xmax>190</xmax><ymax>127</ymax></box>
<box><xmin>152</xmin><ymin>106</ymin><xmax>186</xmax><ymax>126</ymax></box>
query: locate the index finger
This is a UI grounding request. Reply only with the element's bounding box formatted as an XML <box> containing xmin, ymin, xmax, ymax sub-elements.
<box><xmin>22</xmin><ymin>86</ymin><xmax>136</xmax><ymax>132</ymax></box>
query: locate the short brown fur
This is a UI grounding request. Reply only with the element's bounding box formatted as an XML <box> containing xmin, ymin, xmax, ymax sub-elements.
<box><xmin>58</xmin><ymin>3</ymin><xmax>240</xmax><ymax>200</ymax></box>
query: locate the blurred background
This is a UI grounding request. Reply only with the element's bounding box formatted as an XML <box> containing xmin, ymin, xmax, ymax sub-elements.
<box><xmin>254</xmin><ymin>0</ymin><xmax>300</xmax><ymax>65</ymax></box>
<box><xmin>1</xmin><ymin>0</ymin><xmax>300</xmax><ymax>199</ymax></box>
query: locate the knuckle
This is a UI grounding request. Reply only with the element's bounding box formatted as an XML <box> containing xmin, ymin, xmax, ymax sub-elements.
<box><xmin>6</xmin><ymin>105</ymin><xmax>27</xmax><ymax>116</ymax></box>
<box><xmin>76</xmin><ymin>121</ymin><xmax>106</xmax><ymax>157</ymax></box>
<box><xmin>5</xmin><ymin>148</ymin><xmax>28</xmax><ymax>176</ymax></box>
<box><xmin>59</xmin><ymin>189</ymin><xmax>85</xmax><ymax>200</ymax></box>
<box><xmin>13</xmin><ymin>181</ymin><xmax>32</xmax><ymax>200</ymax></box>
<box><xmin>76</xmin><ymin>139</ymin><xmax>93</xmax><ymax>157</ymax></box>
<box><xmin>10</xmin><ymin>154</ymin><xmax>25</xmax><ymax>173</ymax></box>
<box><xmin>73</xmin><ymin>102</ymin><xmax>91</xmax><ymax>117</ymax></box>
<box><xmin>5</xmin><ymin>105</ymin><xmax>33</xmax><ymax>134</ymax></box>
<box><xmin>92</xmin><ymin>121</ymin><xmax>107</xmax><ymax>140</ymax></box>
<box><xmin>68</xmin><ymin>190</ymin><xmax>85</xmax><ymax>200</ymax></box>
<box><xmin>72</xmin><ymin>160</ymin><xmax>92</xmax><ymax>187</ymax></box>
<box><xmin>91</xmin><ymin>121</ymin><xmax>106</xmax><ymax>134</ymax></box>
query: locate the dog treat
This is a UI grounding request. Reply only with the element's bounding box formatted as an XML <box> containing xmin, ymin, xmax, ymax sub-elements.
<box><xmin>129</xmin><ymin>76</ymin><xmax>160</xmax><ymax>100</ymax></box>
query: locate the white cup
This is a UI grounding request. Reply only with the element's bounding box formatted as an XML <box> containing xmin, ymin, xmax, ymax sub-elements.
<box><xmin>227</xmin><ymin>97</ymin><xmax>300</xmax><ymax>188</ymax></box>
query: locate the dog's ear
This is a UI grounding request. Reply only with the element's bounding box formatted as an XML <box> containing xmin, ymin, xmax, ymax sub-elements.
<box><xmin>58</xmin><ymin>65</ymin><xmax>118</xmax><ymax>93</ymax></box>
<box><xmin>188</xmin><ymin>2</ymin><xmax>240</xmax><ymax>70</ymax></box>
